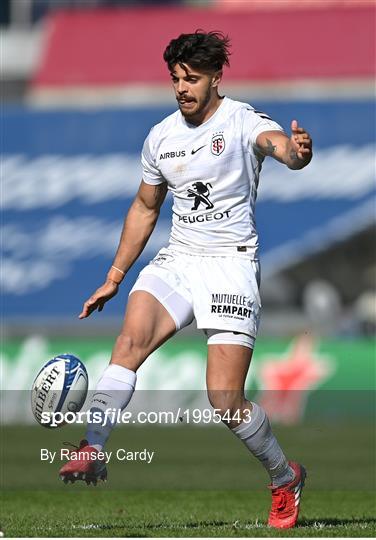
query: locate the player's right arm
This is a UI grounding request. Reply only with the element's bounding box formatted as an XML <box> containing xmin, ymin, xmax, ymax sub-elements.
<box><xmin>79</xmin><ymin>180</ymin><xmax>167</xmax><ymax>319</ymax></box>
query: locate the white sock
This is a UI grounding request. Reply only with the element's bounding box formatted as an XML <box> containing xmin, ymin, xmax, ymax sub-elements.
<box><xmin>85</xmin><ymin>364</ymin><xmax>136</xmax><ymax>450</ymax></box>
<box><xmin>232</xmin><ymin>402</ymin><xmax>295</xmax><ymax>487</ymax></box>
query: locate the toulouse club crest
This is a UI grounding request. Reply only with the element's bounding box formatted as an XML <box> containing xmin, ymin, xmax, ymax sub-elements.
<box><xmin>211</xmin><ymin>132</ymin><xmax>225</xmax><ymax>156</ymax></box>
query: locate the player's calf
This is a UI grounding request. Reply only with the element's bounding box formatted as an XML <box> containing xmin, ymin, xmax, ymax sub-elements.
<box><xmin>207</xmin><ymin>389</ymin><xmax>248</xmax><ymax>428</ymax></box>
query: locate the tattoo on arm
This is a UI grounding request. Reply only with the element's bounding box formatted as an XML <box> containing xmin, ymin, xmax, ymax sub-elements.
<box><xmin>153</xmin><ymin>183</ymin><xmax>166</xmax><ymax>205</ymax></box>
<box><xmin>153</xmin><ymin>185</ymin><xmax>160</xmax><ymax>202</ymax></box>
<box><xmin>264</xmin><ymin>138</ymin><xmax>277</xmax><ymax>156</ymax></box>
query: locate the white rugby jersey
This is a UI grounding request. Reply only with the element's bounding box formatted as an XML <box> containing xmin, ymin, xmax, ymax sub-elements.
<box><xmin>141</xmin><ymin>96</ymin><xmax>284</xmax><ymax>258</ymax></box>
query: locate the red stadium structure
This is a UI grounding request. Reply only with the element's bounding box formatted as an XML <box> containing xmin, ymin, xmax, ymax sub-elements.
<box><xmin>31</xmin><ymin>4</ymin><xmax>374</xmax><ymax>97</ymax></box>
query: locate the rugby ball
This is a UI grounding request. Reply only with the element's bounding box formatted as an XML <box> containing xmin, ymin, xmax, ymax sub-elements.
<box><xmin>31</xmin><ymin>354</ymin><xmax>88</xmax><ymax>428</ymax></box>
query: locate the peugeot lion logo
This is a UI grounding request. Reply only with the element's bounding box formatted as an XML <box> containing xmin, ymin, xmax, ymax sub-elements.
<box><xmin>187</xmin><ymin>182</ymin><xmax>214</xmax><ymax>210</ymax></box>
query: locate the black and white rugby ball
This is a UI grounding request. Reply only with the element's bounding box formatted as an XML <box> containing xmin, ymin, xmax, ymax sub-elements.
<box><xmin>31</xmin><ymin>354</ymin><xmax>88</xmax><ymax>428</ymax></box>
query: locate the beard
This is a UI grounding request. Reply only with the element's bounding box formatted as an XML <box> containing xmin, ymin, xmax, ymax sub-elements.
<box><xmin>178</xmin><ymin>86</ymin><xmax>212</xmax><ymax>119</ymax></box>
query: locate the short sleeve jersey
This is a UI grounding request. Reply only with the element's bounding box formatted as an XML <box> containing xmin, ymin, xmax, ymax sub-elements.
<box><xmin>141</xmin><ymin>97</ymin><xmax>283</xmax><ymax>258</ymax></box>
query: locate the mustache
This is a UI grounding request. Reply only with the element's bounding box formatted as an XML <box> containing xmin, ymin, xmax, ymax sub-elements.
<box><xmin>176</xmin><ymin>96</ymin><xmax>196</xmax><ymax>103</ymax></box>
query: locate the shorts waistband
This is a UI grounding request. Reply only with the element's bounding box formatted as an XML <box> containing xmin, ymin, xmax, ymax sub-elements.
<box><xmin>167</xmin><ymin>243</ymin><xmax>258</xmax><ymax>258</ymax></box>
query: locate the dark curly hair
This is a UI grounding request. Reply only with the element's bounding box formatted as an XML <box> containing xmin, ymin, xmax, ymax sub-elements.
<box><xmin>163</xmin><ymin>30</ymin><xmax>231</xmax><ymax>73</ymax></box>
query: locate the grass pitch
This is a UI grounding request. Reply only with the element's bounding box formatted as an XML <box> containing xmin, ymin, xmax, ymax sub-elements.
<box><xmin>1</xmin><ymin>423</ymin><xmax>375</xmax><ymax>537</ymax></box>
<box><xmin>2</xmin><ymin>490</ymin><xmax>375</xmax><ymax>537</ymax></box>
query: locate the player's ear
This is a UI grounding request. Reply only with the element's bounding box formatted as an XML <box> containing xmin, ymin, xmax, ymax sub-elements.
<box><xmin>211</xmin><ymin>70</ymin><xmax>222</xmax><ymax>88</ymax></box>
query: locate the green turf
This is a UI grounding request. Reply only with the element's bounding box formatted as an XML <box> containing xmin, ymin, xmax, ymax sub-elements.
<box><xmin>1</xmin><ymin>424</ymin><xmax>375</xmax><ymax>536</ymax></box>
<box><xmin>1</xmin><ymin>490</ymin><xmax>375</xmax><ymax>537</ymax></box>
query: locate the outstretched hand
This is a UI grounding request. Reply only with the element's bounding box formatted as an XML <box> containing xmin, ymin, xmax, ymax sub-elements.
<box><xmin>290</xmin><ymin>119</ymin><xmax>312</xmax><ymax>160</ymax></box>
<box><xmin>79</xmin><ymin>280</ymin><xmax>119</xmax><ymax>319</ymax></box>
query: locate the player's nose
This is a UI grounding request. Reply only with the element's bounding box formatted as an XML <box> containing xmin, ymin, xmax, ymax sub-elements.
<box><xmin>176</xmin><ymin>80</ymin><xmax>188</xmax><ymax>94</ymax></box>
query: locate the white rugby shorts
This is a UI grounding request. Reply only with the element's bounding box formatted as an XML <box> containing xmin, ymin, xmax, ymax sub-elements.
<box><xmin>130</xmin><ymin>247</ymin><xmax>261</xmax><ymax>339</ymax></box>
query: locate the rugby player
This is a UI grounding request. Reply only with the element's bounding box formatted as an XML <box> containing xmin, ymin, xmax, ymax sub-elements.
<box><xmin>60</xmin><ymin>31</ymin><xmax>312</xmax><ymax>529</ymax></box>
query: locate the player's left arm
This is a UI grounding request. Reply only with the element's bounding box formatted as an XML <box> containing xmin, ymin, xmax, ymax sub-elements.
<box><xmin>256</xmin><ymin>120</ymin><xmax>312</xmax><ymax>170</ymax></box>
